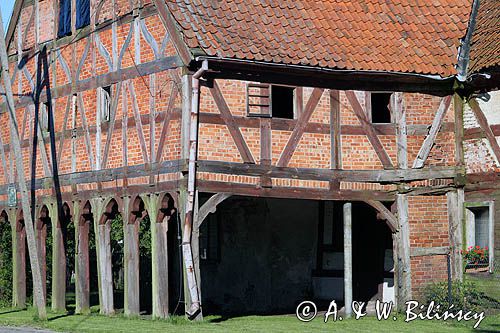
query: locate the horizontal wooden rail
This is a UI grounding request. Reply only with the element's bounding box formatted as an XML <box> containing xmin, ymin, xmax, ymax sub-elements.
<box><xmin>197</xmin><ymin>160</ymin><xmax>461</xmax><ymax>184</ymax></box>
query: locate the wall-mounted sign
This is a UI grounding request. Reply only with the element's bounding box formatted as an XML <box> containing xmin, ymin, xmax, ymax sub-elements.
<box><xmin>7</xmin><ymin>184</ymin><xmax>17</xmax><ymax>207</ymax></box>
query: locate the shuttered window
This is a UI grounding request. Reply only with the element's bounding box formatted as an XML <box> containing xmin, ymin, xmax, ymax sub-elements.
<box><xmin>246</xmin><ymin>83</ymin><xmax>297</xmax><ymax>119</ymax></box>
<box><xmin>58</xmin><ymin>0</ymin><xmax>71</xmax><ymax>37</ymax></box>
<box><xmin>58</xmin><ymin>0</ymin><xmax>90</xmax><ymax>38</ymax></box>
<box><xmin>76</xmin><ymin>0</ymin><xmax>90</xmax><ymax>29</ymax></box>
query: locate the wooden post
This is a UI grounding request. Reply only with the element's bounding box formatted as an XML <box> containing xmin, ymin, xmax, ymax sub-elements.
<box><xmin>75</xmin><ymin>202</ymin><xmax>91</xmax><ymax>314</ymax></box>
<box><xmin>0</xmin><ymin>9</ymin><xmax>47</xmax><ymax>319</ymax></box>
<box><xmin>343</xmin><ymin>202</ymin><xmax>352</xmax><ymax>318</ymax></box>
<box><xmin>142</xmin><ymin>194</ymin><xmax>169</xmax><ymax>319</ymax></box>
<box><xmin>50</xmin><ymin>202</ymin><xmax>66</xmax><ymax>311</ymax></box>
<box><xmin>453</xmin><ymin>94</ymin><xmax>464</xmax><ymax>167</ymax></box>
<box><xmin>35</xmin><ymin>208</ymin><xmax>48</xmax><ymax>305</ymax></box>
<box><xmin>92</xmin><ymin>198</ymin><xmax>114</xmax><ymax>315</ymax></box>
<box><xmin>123</xmin><ymin>196</ymin><xmax>140</xmax><ymax>316</ymax></box>
<box><xmin>396</xmin><ymin>194</ymin><xmax>412</xmax><ymax>305</ymax></box>
<box><xmin>392</xmin><ymin>92</ymin><xmax>407</xmax><ymax>169</ymax></box>
<box><xmin>447</xmin><ymin>191</ymin><xmax>460</xmax><ymax>280</ymax></box>
<box><xmin>330</xmin><ymin>90</ymin><xmax>341</xmax><ymax>170</ymax></box>
<box><xmin>12</xmin><ymin>210</ymin><xmax>26</xmax><ymax>308</ymax></box>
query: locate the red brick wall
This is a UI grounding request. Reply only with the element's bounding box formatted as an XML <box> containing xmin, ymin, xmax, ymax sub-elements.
<box><xmin>408</xmin><ymin>195</ymin><xmax>450</xmax><ymax>298</ymax></box>
<box><xmin>198</xmin><ymin>80</ymin><xmax>457</xmax><ymax>179</ymax></box>
<box><xmin>0</xmin><ymin>3</ymin><xmax>182</xmax><ymax>195</ymax></box>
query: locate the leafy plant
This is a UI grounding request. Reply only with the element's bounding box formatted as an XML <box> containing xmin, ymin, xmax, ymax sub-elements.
<box><xmin>461</xmin><ymin>246</ymin><xmax>489</xmax><ymax>265</ymax></box>
<box><xmin>0</xmin><ymin>220</ymin><xmax>12</xmax><ymax>307</ymax></box>
<box><xmin>423</xmin><ymin>281</ymin><xmax>492</xmax><ymax>312</ymax></box>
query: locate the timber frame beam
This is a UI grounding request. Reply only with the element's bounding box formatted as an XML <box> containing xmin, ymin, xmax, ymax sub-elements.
<box><xmin>197</xmin><ymin>160</ymin><xmax>461</xmax><ymax>184</ymax></box>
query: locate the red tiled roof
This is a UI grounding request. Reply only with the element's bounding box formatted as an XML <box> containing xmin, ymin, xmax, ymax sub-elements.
<box><xmin>469</xmin><ymin>0</ymin><xmax>500</xmax><ymax>74</ymax></box>
<box><xmin>167</xmin><ymin>0</ymin><xmax>473</xmax><ymax>78</ymax></box>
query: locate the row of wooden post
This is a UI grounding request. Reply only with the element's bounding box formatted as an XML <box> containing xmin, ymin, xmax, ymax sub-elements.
<box><xmin>2</xmin><ymin>193</ymin><xmax>175</xmax><ymax>318</ymax></box>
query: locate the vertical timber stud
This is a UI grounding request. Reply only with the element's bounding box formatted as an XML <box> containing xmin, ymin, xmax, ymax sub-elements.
<box><xmin>92</xmin><ymin>198</ymin><xmax>114</xmax><ymax>315</ymax></box>
<box><xmin>392</xmin><ymin>92</ymin><xmax>407</xmax><ymax>169</ymax></box>
<box><xmin>453</xmin><ymin>94</ymin><xmax>465</xmax><ymax>168</ymax></box>
<box><xmin>11</xmin><ymin>209</ymin><xmax>26</xmax><ymax>308</ymax></box>
<box><xmin>50</xmin><ymin>202</ymin><xmax>66</xmax><ymax>311</ymax></box>
<box><xmin>142</xmin><ymin>194</ymin><xmax>170</xmax><ymax>319</ymax></box>
<box><xmin>447</xmin><ymin>190</ymin><xmax>464</xmax><ymax>281</ymax></box>
<box><xmin>123</xmin><ymin>196</ymin><xmax>140</xmax><ymax>316</ymax></box>
<box><xmin>75</xmin><ymin>202</ymin><xmax>90</xmax><ymax>314</ymax></box>
<box><xmin>343</xmin><ymin>203</ymin><xmax>352</xmax><ymax>318</ymax></box>
<box><xmin>396</xmin><ymin>194</ymin><xmax>412</xmax><ymax>306</ymax></box>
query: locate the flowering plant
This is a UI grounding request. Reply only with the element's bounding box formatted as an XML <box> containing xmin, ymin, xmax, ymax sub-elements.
<box><xmin>461</xmin><ymin>246</ymin><xmax>489</xmax><ymax>264</ymax></box>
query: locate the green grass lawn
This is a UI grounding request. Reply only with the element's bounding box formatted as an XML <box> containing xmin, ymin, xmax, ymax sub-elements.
<box><xmin>0</xmin><ymin>308</ymin><xmax>499</xmax><ymax>333</ymax></box>
<box><xmin>465</xmin><ymin>272</ymin><xmax>500</xmax><ymax>302</ymax></box>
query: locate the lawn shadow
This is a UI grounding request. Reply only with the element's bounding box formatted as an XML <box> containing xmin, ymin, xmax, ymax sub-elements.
<box><xmin>0</xmin><ymin>309</ymin><xmax>24</xmax><ymax>315</ymax></box>
<box><xmin>48</xmin><ymin>313</ymin><xmax>72</xmax><ymax>322</ymax></box>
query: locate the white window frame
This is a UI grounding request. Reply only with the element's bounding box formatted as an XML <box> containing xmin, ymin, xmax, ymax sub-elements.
<box><xmin>464</xmin><ymin>201</ymin><xmax>495</xmax><ymax>273</ymax></box>
<box><xmin>98</xmin><ymin>86</ymin><xmax>111</xmax><ymax>123</ymax></box>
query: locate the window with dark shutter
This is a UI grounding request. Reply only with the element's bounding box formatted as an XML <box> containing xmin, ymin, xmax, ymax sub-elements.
<box><xmin>246</xmin><ymin>83</ymin><xmax>296</xmax><ymax>119</ymax></box>
<box><xmin>58</xmin><ymin>0</ymin><xmax>72</xmax><ymax>37</ymax></box>
<box><xmin>58</xmin><ymin>0</ymin><xmax>90</xmax><ymax>38</ymax></box>
<box><xmin>76</xmin><ymin>0</ymin><xmax>90</xmax><ymax>30</ymax></box>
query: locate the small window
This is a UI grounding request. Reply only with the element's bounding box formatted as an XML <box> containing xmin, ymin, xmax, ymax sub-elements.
<box><xmin>41</xmin><ymin>102</ymin><xmax>50</xmax><ymax>132</ymax></box>
<box><xmin>246</xmin><ymin>83</ymin><xmax>296</xmax><ymax>119</ymax></box>
<box><xmin>200</xmin><ymin>214</ymin><xmax>220</xmax><ymax>262</ymax></box>
<box><xmin>98</xmin><ymin>86</ymin><xmax>111</xmax><ymax>122</ymax></box>
<box><xmin>471</xmin><ymin>207</ymin><xmax>490</xmax><ymax>248</ymax></box>
<box><xmin>271</xmin><ymin>85</ymin><xmax>294</xmax><ymax>119</ymax></box>
<box><xmin>465</xmin><ymin>203</ymin><xmax>494</xmax><ymax>273</ymax></box>
<box><xmin>58</xmin><ymin>0</ymin><xmax>90</xmax><ymax>38</ymax></box>
<box><xmin>371</xmin><ymin>93</ymin><xmax>392</xmax><ymax>123</ymax></box>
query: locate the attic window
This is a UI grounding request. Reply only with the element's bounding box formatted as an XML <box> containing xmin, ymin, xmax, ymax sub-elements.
<box><xmin>246</xmin><ymin>83</ymin><xmax>296</xmax><ymax>119</ymax></box>
<box><xmin>371</xmin><ymin>93</ymin><xmax>392</xmax><ymax>124</ymax></box>
<box><xmin>58</xmin><ymin>0</ymin><xmax>90</xmax><ymax>38</ymax></box>
<box><xmin>271</xmin><ymin>85</ymin><xmax>295</xmax><ymax>119</ymax></box>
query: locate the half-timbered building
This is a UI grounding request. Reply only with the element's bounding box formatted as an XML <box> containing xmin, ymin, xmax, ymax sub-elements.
<box><xmin>0</xmin><ymin>0</ymin><xmax>498</xmax><ymax>319</ymax></box>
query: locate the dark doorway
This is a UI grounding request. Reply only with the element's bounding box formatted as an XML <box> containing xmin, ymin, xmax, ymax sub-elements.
<box><xmin>352</xmin><ymin>202</ymin><xmax>393</xmax><ymax>305</ymax></box>
<box><xmin>167</xmin><ymin>212</ymin><xmax>183</xmax><ymax>315</ymax></box>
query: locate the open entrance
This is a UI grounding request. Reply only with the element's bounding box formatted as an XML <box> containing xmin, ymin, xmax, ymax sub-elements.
<box><xmin>61</xmin><ymin>203</ymin><xmax>75</xmax><ymax>311</ymax></box>
<box><xmin>37</xmin><ymin>205</ymin><xmax>52</xmax><ymax>304</ymax></box>
<box><xmin>167</xmin><ymin>197</ymin><xmax>182</xmax><ymax>315</ymax></box>
<box><xmin>351</xmin><ymin>202</ymin><xmax>394</xmax><ymax>306</ymax></box>
<box><xmin>94</xmin><ymin>198</ymin><xmax>123</xmax><ymax>314</ymax></box>
<box><xmin>199</xmin><ymin>196</ymin><xmax>394</xmax><ymax>316</ymax></box>
<box><xmin>77</xmin><ymin>201</ymin><xmax>99</xmax><ymax>312</ymax></box>
<box><xmin>0</xmin><ymin>210</ymin><xmax>12</xmax><ymax>307</ymax></box>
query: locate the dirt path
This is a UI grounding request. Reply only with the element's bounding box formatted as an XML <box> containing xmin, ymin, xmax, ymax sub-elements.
<box><xmin>0</xmin><ymin>327</ymin><xmax>56</xmax><ymax>333</ymax></box>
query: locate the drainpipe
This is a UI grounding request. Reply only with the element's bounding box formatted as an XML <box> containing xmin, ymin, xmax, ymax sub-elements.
<box><xmin>456</xmin><ymin>0</ymin><xmax>480</xmax><ymax>82</ymax></box>
<box><xmin>183</xmin><ymin>60</ymin><xmax>208</xmax><ymax>320</ymax></box>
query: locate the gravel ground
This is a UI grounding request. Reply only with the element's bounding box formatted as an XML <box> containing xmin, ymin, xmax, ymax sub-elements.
<box><xmin>0</xmin><ymin>327</ymin><xmax>56</xmax><ymax>333</ymax></box>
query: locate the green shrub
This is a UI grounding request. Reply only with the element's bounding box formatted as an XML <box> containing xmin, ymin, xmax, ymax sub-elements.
<box><xmin>423</xmin><ymin>280</ymin><xmax>498</xmax><ymax>312</ymax></box>
<box><xmin>0</xmin><ymin>221</ymin><xmax>12</xmax><ymax>307</ymax></box>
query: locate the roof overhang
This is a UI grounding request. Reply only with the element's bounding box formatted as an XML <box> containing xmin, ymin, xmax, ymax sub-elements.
<box><xmin>193</xmin><ymin>57</ymin><xmax>455</xmax><ymax>96</ymax></box>
<box><xmin>464</xmin><ymin>68</ymin><xmax>500</xmax><ymax>94</ymax></box>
